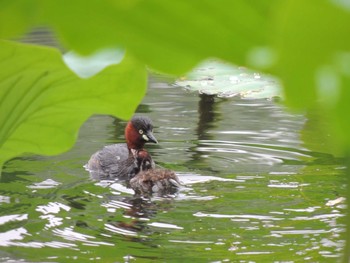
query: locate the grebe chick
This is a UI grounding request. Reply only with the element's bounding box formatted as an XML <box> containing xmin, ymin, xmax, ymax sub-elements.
<box><xmin>131</xmin><ymin>151</ymin><xmax>181</xmax><ymax>196</ymax></box>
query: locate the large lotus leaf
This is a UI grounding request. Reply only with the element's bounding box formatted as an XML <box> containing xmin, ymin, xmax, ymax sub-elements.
<box><xmin>175</xmin><ymin>60</ymin><xmax>282</xmax><ymax>99</ymax></box>
<box><xmin>0</xmin><ymin>0</ymin><xmax>273</xmax><ymax>75</ymax></box>
<box><xmin>0</xmin><ymin>41</ymin><xmax>147</xmax><ymax>166</ymax></box>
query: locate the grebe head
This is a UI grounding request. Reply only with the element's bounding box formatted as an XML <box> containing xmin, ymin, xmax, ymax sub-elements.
<box><xmin>136</xmin><ymin>149</ymin><xmax>155</xmax><ymax>171</ymax></box>
<box><xmin>125</xmin><ymin>116</ymin><xmax>158</xmax><ymax>150</ymax></box>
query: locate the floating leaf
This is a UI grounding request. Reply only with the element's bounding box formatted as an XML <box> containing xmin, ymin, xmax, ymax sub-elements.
<box><xmin>175</xmin><ymin>60</ymin><xmax>282</xmax><ymax>99</ymax></box>
<box><xmin>0</xmin><ymin>41</ymin><xmax>147</xmax><ymax>166</ymax></box>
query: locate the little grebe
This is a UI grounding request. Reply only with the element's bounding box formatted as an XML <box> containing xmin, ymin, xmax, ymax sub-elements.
<box><xmin>131</xmin><ymin>150</ymin><xmax>181</xmax><ymax>196</ymax></box>
<box><xmin>86</xmin><ymin>116</ymin><xmax>157</xmax><ymax>180</ymax></box>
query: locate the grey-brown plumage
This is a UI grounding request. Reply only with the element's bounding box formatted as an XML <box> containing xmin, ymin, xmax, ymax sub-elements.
<box><xmin>130</xmin><ymin>168</ymin><xmax>181</xmax><ymax>196</ymax></box>
<box><xmin>87</xmin><ymin>144</ymin><xmax>137</xmax><ymax>180</ymax></box>
<box><xmin>85</xmin><ymin>116</ymin><xmax>157</xmax><ymax>180</ymax></box>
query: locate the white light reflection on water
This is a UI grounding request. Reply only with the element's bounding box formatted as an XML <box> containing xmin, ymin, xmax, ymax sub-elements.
<box><xmin>271</xmin><ymin>229</ymin><xmax>339</xmax><ymax>235</ymax></box>
<box><xmin>0</xmin><ymin>227</ymin><xmax>76</xmax><ymax>248</ymax></box>
<box><xmin>104</xmin><ymin>223</ymin><xmax>140</xmax><ymax>237</ymax></box>
<box><xmin>284</xmin><ymin>207</ymin><xmax>320</xmax><ymax>213</ymax></box>
<box><xmin>236</xmin><ymin>251</ymin><xmax>274</xmax><ymax>255</ymax></box>
<box><xmin>36</xmin><ymin>202</ymin><xmax>71</xmax><ymax>214</ymax></box>
<box><xmin>0</xmin><ymin>195</ymin><xmax>10</xmax><ymax>203</ymax></box>
<box><xmin>268</xmin><ymin>181</ymin><xmax>310</xmax><ymax>188</ymax></box>
<box><xmin>193</xmin><ymin>212</ymin><xmax>283</xmax><ymax>221</ymax></box>
<box><xmin>177</xmin><ymin>173</ymin><xmax>238</xmax><ymax>185</ymax></box>
<box><xmin>101</xmin><ymin>198</ymin><xmax>134</xmax><ymax>213</ymax></box>
<box><xmin>102</xmin><ymin>200</ymin><xmax>132</xmax><ymax>210</ymax></box>
<box><xmin>175</xmin><ymin>194</ymin><xmax>217</xmax><ymax>201</ymax></box>
<box><xmin>52</xmin><ymin>227</ymin><xmax>114</xmax><ymax>247</ymax></box>
<box><xmin>0</xmin><ymin>227</ymin><xmax>27</xmax><ymax>244</ymax></box>
<box><xmin>36</xmin><ymin>202</ymin><xmax>71</xmax><ymax>230</ymax></box>
<box><xmin>40</xmin><ymin>214</ymin><xmax>63</xmax><ymax>229</ymax></box>
<box><xmin>27</xmin><ymin>179</ymin><xmax>61</xmax><ymax>189</ymax></box>
<box><xmin>0</xmin><ymin>214</ymin><xmax>27</xmax><ymax>225</ymax></box>
<box><xmin>198</xmin><ymin>140</ymin><xmax>310</xmax><ymax>159</ymax></box>
<box><xmin>108</xmin><ymin>182</ymin><xmax>135</xmax><ymax>195</ymax></box>
<box><xmin>326</xmin><ymin>197</ymin><xmax>346</xmax><ymax>206</ymax></box>
<box><xmin>148</xmin><ymin>222</ymin><xmax>183</xmax><ymax>230</ymax></box>
<box><xmin>169</xmin><ymin>240</ymin><xmax>214</xmax><ymax>244</ymax></box>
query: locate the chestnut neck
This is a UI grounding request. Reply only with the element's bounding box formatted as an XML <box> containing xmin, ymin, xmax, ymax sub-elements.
<box><xmin>125</xmin><ymin>122</ymin><xmax>145</xmax><ymax>150</ymax></box>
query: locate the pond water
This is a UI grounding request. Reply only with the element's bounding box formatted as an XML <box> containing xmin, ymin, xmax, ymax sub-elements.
<box><xmin>0</xmin><ymin>75</ymin><xmax>347</xmax><ymax>262</ymax></box>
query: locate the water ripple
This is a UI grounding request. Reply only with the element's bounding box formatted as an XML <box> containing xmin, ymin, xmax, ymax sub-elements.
<box><xmin>148</xmin><ymin>222</ymin><xmax>183</xmax><ymax>230</ymax></box>
<box><xmin>52</xmin><ymin>227</ymin><xmax>114</xmax><ymax>246</ymax></box>
<box><xmin>193</xmin><ymin>212</ymin><xmax>283</xmax><ymax>221</ymax></box>
<box><xmin>104</xmin><ymin>223</ymin><xmax>139</xmax><ymax>237</ymax></box>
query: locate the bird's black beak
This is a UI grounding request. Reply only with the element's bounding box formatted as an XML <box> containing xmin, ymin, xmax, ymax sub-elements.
<box><xmin>143</xmin><ymin>131</ymin><xmax>158</xmax><ymax>144</ymax></box>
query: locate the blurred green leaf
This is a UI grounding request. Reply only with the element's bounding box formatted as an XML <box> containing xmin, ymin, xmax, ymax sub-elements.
<box><xmin>0</xmin><ymin>0</ymin><xmax>37</xmax><ymax>38</ymax></box>
<box><xmin>0</xmin><ymin>0</ymin><xmax>274</xmax><ymax>74</ymax></box>
<box><xmin>0</xmin><ymin>41</ymin><xmax>146</xmax><ymax>166</ymax></box>
<box><xmin>272</xmin><ymin>0</ymin><xmax>350</xmax><ymax>108</ymax></box>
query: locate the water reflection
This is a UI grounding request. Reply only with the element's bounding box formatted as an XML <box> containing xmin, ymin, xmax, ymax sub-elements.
<box><xmin>189</xmin><ymin>94</ymin><xmax>221</xmax><ymax>172</ymax></box>
<box><xmin>196</xmin><ymin>94</ymin><xmax>218</xmax><ymax>139</ymax></box>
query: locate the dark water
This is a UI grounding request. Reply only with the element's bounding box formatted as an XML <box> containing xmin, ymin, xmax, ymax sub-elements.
<box><xmin>0</xmin><ymin>75</ymin><xmax>346</xmax><ymax>262</ymax></box>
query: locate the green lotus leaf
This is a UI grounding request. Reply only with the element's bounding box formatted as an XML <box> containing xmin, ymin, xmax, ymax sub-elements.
<box><xmin>175</xmin><ymin>60</ymin><xmax>282</xmax><ymax>99</ymax></box>
<box><xmin>0</xmin><ymin>41</ymin><xmax>147</xmax><ymax>166</ymax></box>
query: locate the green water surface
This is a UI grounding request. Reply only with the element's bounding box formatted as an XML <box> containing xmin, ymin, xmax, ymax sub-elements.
<box><xmin>0</xmin><ymin>76</ymin><xmax>346</xmax><ymax>262</ymax></box>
